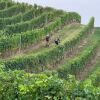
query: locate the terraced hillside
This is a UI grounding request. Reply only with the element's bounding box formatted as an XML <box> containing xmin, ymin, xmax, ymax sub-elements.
<box><xmin>0</xmin><ymin>0</ymin><xmax>100</xmax><ymax>99</ymax></box>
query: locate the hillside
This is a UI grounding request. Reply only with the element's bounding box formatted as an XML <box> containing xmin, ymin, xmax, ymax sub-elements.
<box><xmin>0</xmin><ymin>0</ymin><xmax>100</xmax><ymax>99</ymax></box>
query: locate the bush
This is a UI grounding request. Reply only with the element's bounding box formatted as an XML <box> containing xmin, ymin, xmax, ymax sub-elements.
<box><xmin>0</xmin><ymin>70</ymin><xmax>99</xmax><ymax>100</ymax></box>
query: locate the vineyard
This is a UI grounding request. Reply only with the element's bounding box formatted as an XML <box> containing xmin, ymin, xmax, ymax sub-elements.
<box><xmin>0</xmin><ymin>0</ymin><xmax>100</xmax><ymax>100</ymax></box>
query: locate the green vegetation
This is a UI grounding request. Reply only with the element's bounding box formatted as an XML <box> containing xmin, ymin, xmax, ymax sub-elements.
<box><xmin>0</xmin><ymin>3</ymin><xmax>30</xmax><ymax>18</ymax></box>
<box><xmin>58</xmin><ymin>27</ymin><xmax>100</xmax><ymax>79</ymax></box>
<box><xmin>0</xmin><ymin>0</ymin><xmax>100</xmax><ymax>99</ymax></box>
<box><xmin>0</xmin><ymin>68</ymin><xmax>100</xmax><ymax>99</ymax></box>
<box><xmin>0</xmin><ymin>5</ymin><xmax>44</xmax><ymax>29</ymax></box>
<box><xmin>3</xmin><ymin>17</ymin><xmax>93</xmax><ymax>71</ymax></box>
<box><xmin>85</xmin><ymin>57</ymin><xmax>100</xmax><ymax>87</ymax></box>
<box><xmin>0</xmin><ymin>1</ymin><xmax>14</xmax><ymax>10</ymax></box>
<box><xmin>0</xmin><ymin>12</ymin><xmax>81</xmax><ymax>53</ymax></box>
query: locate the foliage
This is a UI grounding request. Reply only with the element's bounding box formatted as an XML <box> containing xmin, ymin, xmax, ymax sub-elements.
<box><xmin>58</xmin><ymin>42</ymin><xmax>99</xmax><ymax>79</ymax></box>
<box><xmin>0</xmin><ymin>12</ymin><xmax>81</xmax><ymax>53</ymax></box>
<box><xmin>3</xmin><ymin>17</ymin><xmax>94</xmax><ymax>71</ymax></box>
<box><xmin>0</xmin><ymin>1</ymin><xmax>99</xmax><ymax>99</ymax></box>
<box><xmin>85</xmin><ymin>59</ymin><xmax>100</xmax><ymax>87</ymax></box>
<box><xmin>0</xmin><ymin>1</ymin><xmax>14</xmax><ymax>10</ymax></box>
<box><xmin>58</xmin><ymin>27</ymin><xmax>100</xmax><ymax>79</ymax></box>
<box><xmin>0</xmin><ymin>70</ymin><xmax>100</xmax><ymax>100</ymax></box>
<box><xmin>5</xmin><ymin>11</ymin><xmax>59</xmax><ymax>34</ymax></box>
<box><xmin>0</xmin><ymin>4</ymin><xmax>44</xmax><ymax>30</ymax></box>
<box><xmin>0</xmin><ymin>2</ymin><xmax>30</xmax><ymax>18</ymax></box>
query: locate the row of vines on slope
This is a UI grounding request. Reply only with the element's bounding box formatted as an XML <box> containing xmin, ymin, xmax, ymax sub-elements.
<box><xmin>0</xmin><ymin>4</ymin><xmax>57</xmax><ymax>30</ymax></box>
<box><xmin>0</xmin><ymin>12</ymin><xmax>81</xmax><ymax>54</ymax></box>
<box><xmin>0</xmin><ymin>4</ymin><xmax>47</xmax><ymax>29</ymax></box>
<box><xmin>57</xmin><ymin>27</ymin><xmax>100</xmax><ymax>79</ymax></box>
<box><xmin>4</xmin><ymin>10</ymin><xmax>64</xmax><ymax>35</ymax></box>
<box><xmin>58</xmin><ymin>41</ymin><xmax>99</xmax><ymax>79</ymax></box>
<box><xmin>0</xmin><ymin>2</ymin><xmax>32</xmax><ymax>18</ymax></box>
<box><xmin>3</xmin><ymin>17</ymin><xmax>94</xmax><ymax>71</ymax></box>
<box><xmin>0</xmin><ymin>1</ymin><xmax>15</xmax><ymax>10</ymax></box>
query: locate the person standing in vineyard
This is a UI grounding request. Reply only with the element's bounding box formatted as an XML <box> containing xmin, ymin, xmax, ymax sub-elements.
<box><xmin>45</xmin><ymin>34</ymin><xmax>50</xmax><ymax>47</ymax></box>
<box><xmin>54</xmin><ymin>38</ymin><xmax>60</xmax><ymax>45</ymax></box>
